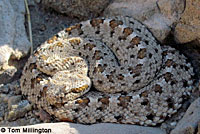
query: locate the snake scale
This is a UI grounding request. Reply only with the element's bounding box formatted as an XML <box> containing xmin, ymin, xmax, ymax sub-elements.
<box><xmin>20</xmin><ymin>16</ymin><xmax>194</xmax><ymax>126</ymax></box>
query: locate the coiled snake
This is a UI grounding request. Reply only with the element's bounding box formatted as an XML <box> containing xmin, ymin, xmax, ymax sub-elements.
<box><xmin>20</xmin><ymin>16</ymin><xmax>194</xmax><ymax>126</ymax></box>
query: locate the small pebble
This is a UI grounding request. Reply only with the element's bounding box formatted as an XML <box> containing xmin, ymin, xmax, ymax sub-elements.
<box><xmin>11</xmin><ymin>105</ymin><xmax>18</xmax><ymax>109</ymax></box>
<box><xmin>30</xmin><ymin>118</ymin><xmax>36</xmax><ymax>124</ymax></box>
<box><xmin>40</xmin><ymin>24</ymin><xmax>46</xmax><ymax>31</ymax></box>
<box><xmin>0</xmin><ymin>94</ymin><xmax>9</xmax><ymax>102</ymax></box>
<box><xmin>27</xmin><ymin>0</ymin><xmax>36</xmax><ymax>6</ymax></box>
<box><xmin>0</xmin><ymin>85</ymin><xmax>9</xmax><ymax>93</ymax></box>
<box><xmin>8</xmin><ymin>95</ymin><xmax>22</xmax><ymax>109</ymax></box>
<box><xmin>160</xmin><ymin>123</ymin><xmax>167</xmax><ymax>129</ymax></box>
<box><xmin>0</xmin><ymin>117</ymin><xmax>3</xmax><ymax>121</ymax></box>
<box><xmin>34</xmin><ymin>0</ymin><xmax>41</xmax><ymax>3</ymax></box>
<box><xmin>36</xmin><ymin>118</ymin><xmax>41</xmax><ymax>123</ymax></box>
<box><xmin>170</xmin><ymin>122</ymin><xmax>177</xmax><ymax>126</ymax></box>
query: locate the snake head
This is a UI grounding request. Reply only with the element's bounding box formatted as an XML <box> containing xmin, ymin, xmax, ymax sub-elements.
<box><xmin>45</xmin><ymin>71</ymin><xmax>91</xmax><ymax>105</ymax></box>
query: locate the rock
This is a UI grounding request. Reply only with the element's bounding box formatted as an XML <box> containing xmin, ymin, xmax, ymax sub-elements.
<box><xmin>7</xmin><ymin>95</ymin><xmax>22</xmax><ymax>109</ymax></box>
<box><xmin>35</xmin><ymin>0</ymin><xmax>41</xmax><ymax>3</ymax></box>
<box><xmin>41</xmin><ymin>0</ymin><xmax>111</xmax><ymax>19</ymax></box>
<box><xmin>174</xmin><ymin>0</ymin><xmax>200</xmax><ymax>44</ymax></box>
<box><xmin>0</xmin><ymin>0</ymin><xmax>30</xmax><ymax>84</ymax></box>
<box><xmin>0</xmin><ymin>93</ymin><xmax>10</xmax><ymax>103</ymax></box>
<box><xmin>0</xmin><ymin>80</ymin><xmax>21</xmax><ymax>95</ymax></box>
<box><xmin>7</xmin><ymin>100</ymin><xmax>32</xmax><ymax>121</ymax></box>
<box><xmin>27</xmin><ymin>0</ymin><xmax>36</xmax><ymax>6</ymax></box>
<box><xmin>0</xmin><ymin>84</ymin><xmax>9</xmax><ymax>94</ymax></box>
<box><xmin>11</xmin><ymin>122</ymin><xmax>166</xmax><ymax>134</ymax></box>
<box><xmin>0</xmin><ymin>80</ymin><xmax>35</xmax><ymax>125</ymax></box>
<box><xmin>143</xmin><ymin>13</ymin><xmax>172</xmax><ymax>42</ymax></box>
<box><xmin>170</xmin><ymin>98</ymin><xmax>200</xmax><ymax>134</ymax></box>
<box><xmin>157</xmin><ymin>0</ymin><xmax>185</xmax><ymax>19</ymax></box>
<box><xmin>29</xmin><ymin>118</ymin><xmax>36</xmax><ymax>125</ymax></box>
<box><xmin>0</xmin><ymin>103</ymin><xmax>6</xmax><ymax>118</ymax></box>
<box><xmin>0</xmin><ymin>94</ymin><xmax>9</xmax><ymax>122</ymax></box>
<box><xmin>103</xmin><ymin>0</ymin><xmax>185</xmax><ymax>42</ymax></box>
<box><xmin>27</xmin><ymin>0</ymin><xmax>40</xmax><ymax>6</ymax></box>
<box><xmin>0</xmin><ymin>118</ymin><xmax>30</xmax><ymax>127</ymax></box>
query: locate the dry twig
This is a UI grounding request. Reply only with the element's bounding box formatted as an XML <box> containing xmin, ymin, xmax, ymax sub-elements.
<box><xmin>24</xmin><ymin>0</ymin><xmax>33</xmax><ymax>55</ymax></box>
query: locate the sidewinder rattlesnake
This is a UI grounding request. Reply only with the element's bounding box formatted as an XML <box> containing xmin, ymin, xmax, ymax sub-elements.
<box><xmin>20</xmin><ymin>16</ymin><xmax>194</xmax><ymax>126</ymax></box>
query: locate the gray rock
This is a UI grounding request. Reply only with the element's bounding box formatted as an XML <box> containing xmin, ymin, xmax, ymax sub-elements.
<box><xmin>0</xmin><ymin>80</ymin><xmax>20</xmax><ymax>95</ymax></box>
<box><xmin>170</xmin><ymin>98</ymin><xmax>200</xmax><ymax>134</ymax></box>
<box><xmin>35</xmin><ymin>0</ymin><xmax>41</xmax><ymax>3</ymax></box>
<box><xmin>0</xmin><ymin>80</ymin><xmax>34</xmax><ymax>124</ymax></box>
<box><xmin>0</xmin><ymin>84</ymin><xmax>9</xmax><ymax>94</ymax></box>
<box><xmin>0</xmin><ymin>118</ymin><xmax>30</xmax><ymax>127</ymax></box>
<box><xmin>0</xmin><ymin>102</ymin><xmax>6</xmax><ymax>118</ymax></box>
<box><xmin>0</xmin><ymin>93</ymin><xmax>10</xmax><ymax>120</ymax></box>
<box><xmin>41</xmin><ymin>0</ymin><xmax>111</xmax><ymax>19</ymax></box>
<box><xmin>173</xmin><ymin>0</ymin><xmax>200</xmax><ymax>44</ymax></box>
<box><xmin>7</xmin><ymin>95</ymin><xmax>22</xmax><ymax>109</ymax></box>
<box><xmin>7</xmin><ymin>100</ymin><xmax>32</xmax><ymax>121</ymax></box>
<box><xmin>0</xmin><ymin>0</ymin><xmax>30</xmax><ymax>84</ymax></box>
<box><xmin>143</xmin><ymin>13</ymin><xmax>172</xmax><ymax>42</ymax></box>
<box><xmin>11</xmin><ymin>122</ymin><xmax>166</xmax><ymax>134</ymax></box>
<box><xmin>0</xmin><ymin>93</ymin><xmax>10</xmax><ymax>103</ymax></box>
<box><xmin>27</xmin><ymin>0</ymin><xmax>36</xmax><ymax>6</ymax></box>
<box><xmin>29</xmin><ymin>118</ymin><xmax>36</xmax><ymax>125</ymax></box>
<box><xmin>0</xmin><ymin>66</ymin><xmax>17</xmax><ymax>84</ymax></box>
<box><xmin>103</xmin><ymin>0</ymin><xmax>185</xmax><ymax>42</ymax></box>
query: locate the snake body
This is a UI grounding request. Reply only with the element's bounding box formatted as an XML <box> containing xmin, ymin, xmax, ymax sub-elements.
<box><xmin>20</xmin><ymin>16</ymin><xmax>194</xmax><ymax>126</ymax></box>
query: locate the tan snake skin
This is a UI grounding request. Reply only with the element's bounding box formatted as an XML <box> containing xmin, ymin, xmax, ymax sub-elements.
<box><xmin>20</xmin><ymin>16</ymin><xmax>194</xmax><ymax>126</ymax></box>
